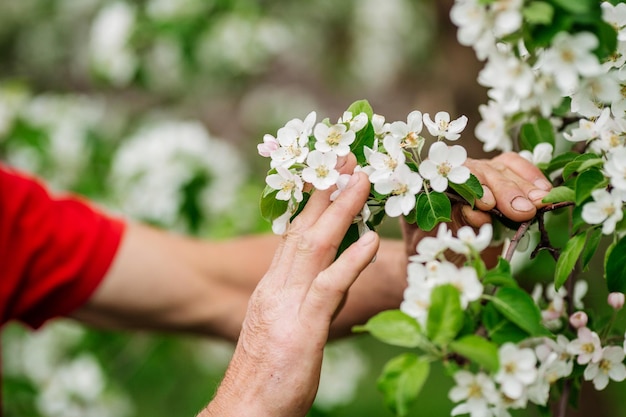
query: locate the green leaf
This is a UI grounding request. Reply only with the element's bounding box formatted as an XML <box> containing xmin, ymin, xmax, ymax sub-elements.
<box><xmin>491</xmin><ymin>287</ymin><xmax>551</xmax><ymax>337</ymax></box>
<box><xmin>562</xmin><ymin>153</ymin><xmax>602</xmax><ymax>179</ymax></box>
<box><xmin>426</xmin><ymin>285</ymin><xmax>464</xmax><ymax>346</ymax></box>
<box><xmin>483</xmin><ymin>258</ymin><xmax>519</xmax><ymax>288</ymax></box>
<box><xmin>346</xmin><ymin>99</ymin><xmax>374</xmax><ymax>120</ymax></box>
<box><xmin>554</xmin><ymin>233</ymin><xmax>586</xmax><ymax>290</ymax></box>
<box><xmin>449</xmin><ymin>335</ymin><xmax>500</xmax><ymax>373</ymax></box>
<box><xmin>523</xmin><ymin>2</ymin><xmax>554</xmax><ymax>25</ymax></box>
<box><xmin>606</xmin><ymin>235</ymin><xmax>626</xmax><ymax>293</ymax></box>
<box><xmin>482</xmin><ymin>303</ymin><xmax>529</xmax><ymax>345</ymax></box>
<box><xmin>416</xmin><ymin>191</ymin><xmax>452</xmax><ymax>232</ymax></box>
<box><xmin>545</xmin><ymin>151</ymin><xmax>578</xmax><ymax>175</ymax></box>
<box><xmin>520</xmin><ymin>118</ymin><xmax>555</xmax><ymax>151</ymax></box>
<box><xmin>353</xmin><ymin>310</ymin><xmax>423</xmax><ymax>348</ymax></box>
<box><xmin>449</xmin><ymin>174</ymin><xmax>484</xmax><ymax>207</ymax></box>
<box><xmin>575</xmin><ymin>169</ymin><xmax>608</xmax><ymax>205</ymax></box>
<box><xmin>542</xmin><ymin>186</ymin><xmax>575</xmax><ymax>203</ymax></box>
<box><xmin>581</xmin><ymin>227</ymin><xmax>603</xmax><ymax>271</ymax></box>
<box><xmin>336</xmin><ymin>222</ymin><xmax>361</xmax><ymax>259</ymax></box>
<box><xmin>351</xmin><ymin>121</ymin><xmax>375</xmax><ymax>165</ymax></box>
<box><xmin>548</xmin><ymin>0</ymin><xmax>595</xmax><ymax>14</ymax></box>
<box><xmin>259</xmin><ymin>188</ymin><xmax>289</xmax><ymax>222</ymax></box>
<box><xmin>377</xmin><ymin>354</ymin><xmax>430</xmax><ymax>417</ymax></box>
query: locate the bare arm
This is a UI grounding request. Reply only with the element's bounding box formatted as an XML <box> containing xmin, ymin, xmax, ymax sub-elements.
<box><xmin>71</xmin><ymin>152</ymin><xmax>547</xmax><ymax>341</ymax></box>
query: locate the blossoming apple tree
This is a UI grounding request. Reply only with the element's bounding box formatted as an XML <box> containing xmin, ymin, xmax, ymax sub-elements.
<box><xmin>259</xmin><ymin>0</ymin><xmax>626</xmax><ymax>416</ymax></box>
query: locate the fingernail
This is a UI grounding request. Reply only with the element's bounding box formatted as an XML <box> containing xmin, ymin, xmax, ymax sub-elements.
<box><xmin>479</xmin><ymin>185</ymin><xmax>495</xmax><ymax>206</ymax></box>
<box><xmin>346</xmin><ymin>173</ymin><xmax>360</xmax><ymax>188</ymax></box>
<box><xmin>360</xmin><ymin>230</ymin><xmax>377</xmax><ymax>245</ymax></box>
<box><xmin>534</xmin><ymin>179</ymin><xmax>552</xmax><ymax>191</ymax></box>
<box><xmin>336</xmin><ymin>156</ymin><xmax>348</xmax><ymax>169</ymax></box>
<box><xmin>528</xmin><ymin>189</ymin><xmax>548</xmax><ymax>202</ymax></box>
<box><xmin>511</xmin><ymin>196</ymin><xmax>534</xmax><ymax>212</ymax></box>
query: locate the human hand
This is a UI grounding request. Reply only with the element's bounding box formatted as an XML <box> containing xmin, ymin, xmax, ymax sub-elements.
<box><xmin>199</xmin><ymin>170</ymin><xmax>379</xmax><ymax>417</ymax></box>
<box><xmin>401</xmin><ymin>152</ymin><xmax>552</xmax><ymax>263</ymax></box>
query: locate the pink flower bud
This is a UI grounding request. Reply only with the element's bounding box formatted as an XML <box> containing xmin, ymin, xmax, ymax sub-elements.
<box><xmin>608</xmin><ymin>292</ymin><xmax>625</xmax><ymax>310</ymax></box>
<box><xmin>257</xmin><ymin>134</ymin><xmax>279</xmax><ymax>157</ymax></box>
<box><xmin>569</xmin><ymin>311</ymin><xmax>588</xmax><ymax>329</ymax></box>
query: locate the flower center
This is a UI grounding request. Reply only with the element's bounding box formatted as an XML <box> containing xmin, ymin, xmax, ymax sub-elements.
<box><xmin>393</xmin><ymin>184</ymin><xmax>408</xmax><ymax>196</ymax></box>
<box><xmin>327</xmin><ymin>131</ymin><xmax>342</xmax><ymax>146</ymax></box>
<box><xmin>281</xmin><ymin>180</ymin><xmax>295</xmax><ymax>194</ymax></box>
<box><xmin>604</xmin><ymin>205</ymin><xmax>616</xmax><ymax>217</ymax></box>
<box><xmin>561</xmin><ymin>49</ymin><xmax>575</xmax><ymax>63</ymax></box>
<box><xmin>315</xmin><ymin>165</ymin><xmax>329</xmax><ymax>178</ymax></box>
<box><xmin>468</xmin><ymin>382</ymin><xmax>483</xmax><ymax>399</ymax></box>
<box><xmin>582</xmin><ymin>342</ymin><xmax>596</xmax><ymax>354</ymax></box>
<box><xmin>385</xmin><ymin>156</ymin><xmax>398</xmax><ymax>170</ymax></box>
<box><xmin>599</xmin><ymin>359</ymin><xmax>612</xmax><ymax>373</ymax></box>
<box><xmin>404</xmin><ymin>132</ymin><xmax>421</xmax><ymax>148</ymax></box>
<box><xmin>438</xmin><ymin>162</ymin><xmax>452</xmax><ymax>177</ymax></box>
<box><xmin>504</xmin><ymin>362</ymin><xmax>517</xmax><ymax>374</ymax></box>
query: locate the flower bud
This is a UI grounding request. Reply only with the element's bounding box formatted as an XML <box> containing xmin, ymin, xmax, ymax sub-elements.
<box><xmin>608</xmin><ymin>292</ymin><xmax>625</xmax><ymax>311</ymax></box>
<box><xmin>569</xmin><ymin>311</ymin><xmax>588</xmax><ymax>329</ymax></box>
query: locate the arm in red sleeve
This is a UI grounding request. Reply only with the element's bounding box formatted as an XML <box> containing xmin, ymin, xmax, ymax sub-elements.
<box><xmin>0</xmin><ymin>165</ymin><xmax>125</xmax><ymax>328</ymax></box>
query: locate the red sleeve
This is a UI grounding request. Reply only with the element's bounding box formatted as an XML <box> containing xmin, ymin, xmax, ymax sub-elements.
<box><xmin>0</xmin><ymin>165</ymin><xmax>126</xmax><ymax>328</ymax></box>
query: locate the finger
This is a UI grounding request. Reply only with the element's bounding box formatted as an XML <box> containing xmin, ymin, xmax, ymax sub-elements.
<box><xmin>300</xmin><ymin>231</ymin><xmax>380</xmax><ymax>327</ymax></box>
<box><xmin>465</xmin><ymin>158</ymin><xmax>542</xmax><ymax>222</ymax></box>
<box><xmin>495</xmin><ymin>152</ymin><xmax>553</xmax><ymax>191</ymax></box>
<box><xmin>459</xmin><ymin>204</ymin><xmax>492</xmax><ymax>229</ymax></box>
<box><xmin>272</xmin><ymin>156</ymin><xmax>362</xmax><ymax>286</ymax></box>
<box><xmin>288</xmin><ymin>172</ymin><xmax>371</xmax><ymax>289</ymax></box>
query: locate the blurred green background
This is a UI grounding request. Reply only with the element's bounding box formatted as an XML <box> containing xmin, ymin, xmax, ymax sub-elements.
<box><xmin>2</xmin><ymin>0</ymin><xmax>626</xmax><ymax>416</ymax></box>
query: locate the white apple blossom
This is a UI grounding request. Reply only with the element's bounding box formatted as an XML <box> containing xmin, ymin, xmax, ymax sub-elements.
<box><xmin>563</xmin><ymin>107</ymin><xmax>611</xmax><ymax>142</ymax></box>
<box><xmin>314</xmin><ymin>122</ymin><xmax>356</xmax><ymax>156</ymax></box>
<box><xmin>368</xmin><ymin>136</ymin><xmax>406</xmax><ymax>183</ymax></box>
<box><xmin>449</xmin><ymin>371</ymin><xmax>499</xmax><ymax>417</ymax></box>
<box><xmin>423</xmin><ymin>111</ymin><xmax>468</xmax><ymax>140</ymax></box>
<box><xmin>519</xmin><ymin>143</ymin><xmax>553</xmax><ymax>166</ymax></box>
<box><xmin>388</xmin><ymin>110</ymin><xmax>424</xmax><ymax>148</ymax></box>
<box><xmin>266</xmin><ymin>166</ymin><xmax>304</xmax><ymax>202</ymax></box>
<box><xmin>409</xmin><ymin>222</ymin><xmax>454</xmax><ymax>263</ymax></box>
<box><xmin>523</xmin><ymin>73</ymin><xmax>565</xmax><ymax>118</ymax></box>
<box><xmin>494</xmin><ymin>343</ymin><xmax>538</xmax><ymax>400</ymax></box>
<box><xmin>491</xmin><ymin>0</ymin><xmax>523</xmax><ymax>38</ymax></box>
<box><xmin>371</xmin><ymin>113</ymin><xmax>390</xmax><ymax>137</ymax></box>
<box><xmin>475</xmin><ymin>101</ymin><xmax>512</xmax><ymax>152</ymax></box>
<box><xmin>448</xmin><ymin>264</ymin><xmax>484</xmax><ymax>308</ymax></box>
<box><xmin>537</xmin><ymin>32</ymin><xmax>602</xmax><ymax>94</ymax></box>
<box><xmin>285</xmin><ymin>111</ymin><xmax>317</xmax><ymax>142</ymax></box>
<box><xmin>272</xmin><ymin>202</ymin><xmax>297</xmax><ymax>235</ymax></box>
<box><xmin>599</xmin><ymin>117</ymin><xmax>624</xmax><ymax>148</ymax></box>
<box><xmin>602</xmin><ymin>2</ymin><xmax>626</xmax><ymax>42</ymax></box>
<box><xmin>571</xmin><ymin>75</ymin><xmax>621</xmax><ymax>118</ymax></box>
<box><xmin>401</xmin><ymin>263</ymin><xmax>433</xmax><ymax>326</ymax></box>
<box><xmin>581</xmin><ymin>188</ymin><xmax>624</xmax><ymax>235</ymax></box>
<box><xmin>450</xmin><ymin>0</ymin><xmax>496</xmax><ymax>60</ymax></box>
<box><xmin>301</xmin><ymin>150</ymin><xmax>339</xmax><ymax>190</ymax></box>
<box><xmin>270</xmin><ymin>125</ymin><xmax>310</xmax><ymax>168</ymax></box>
<box><xmin>374</xmin><ymin>164</ymin><xmax>423</xmax><ymax>217</ymax></box>
<box><xmin>603</xmin><ymin>146</ymin><xmax>626</xmax><ymax>191</ymax></box>
<box><xmin>338</xmin><ymin>111</ymin><xmax>368</xmax><ymax>132</ymax></box>
<box><xmin>478</xmin><ymin>52</ymin><xmax>534</xmax><ymax>100</ymax></box>
<box><xmin>568</xmin><ymin>327</ymin><xmax>603</xmax><ymax>365</ymax></box>
<box><xmin>583</xmin><ymin>346</ymin><xmax>626</xmax><ymax>390</ymax></box>
<box><xmin>419</xmin><ymin>142</ymin><xmax>470</xmax><ymax>192</ymax></box>
<box><xmin>448</xmin><ymin>223</ymin><xmax>493</xmax><ymax>256</ymax></box>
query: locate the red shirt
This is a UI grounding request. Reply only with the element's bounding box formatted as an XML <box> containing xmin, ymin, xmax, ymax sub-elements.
<box><xmin>0</xmin><ymin>165</ymin><xmax>125</xmax><ymax>328</ymax></box>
